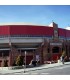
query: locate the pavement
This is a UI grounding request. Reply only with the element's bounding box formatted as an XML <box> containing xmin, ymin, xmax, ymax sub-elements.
<box><xmin>0</xmin><ymin>61</ymin><xmax>70</xmax><ymax>74</ymax></box>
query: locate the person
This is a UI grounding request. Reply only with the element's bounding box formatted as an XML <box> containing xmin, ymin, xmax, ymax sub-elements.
<box><xmin>62</xmin><ymin>55</ymin><xmax>65</xmax><ymax>64</ymax></box>
<box><xmin>60</xmin><ymin>50</ymin><xmax>66</xmax><ymax>64</ymax></box>
<box><xmin>60</xmin><ymin>55</ymin><xmax>64</xmax><ymax>64</ymax></box>
<box><xmin>29</xmin><ymin>59</ymin><xmax>37</xmax><ymax>67</ymax></box>
<box><xmin>32</xmin><ymin>60</ymin><xmax>37</xmax><ymax>67</ymax></box>
<box><xmin>64</xmin><ymin>56</ymin><xmax>67</xmax><ymax>62</ymax></box>
<box><xmin>37</xmin><ymin>60</ymin><xmax>40</xmax><ymax>65</ymax></box>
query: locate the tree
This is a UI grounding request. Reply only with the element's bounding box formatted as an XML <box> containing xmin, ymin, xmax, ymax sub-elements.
<box><xmin>62</xmin><ymin>50</ymin><xmax>66</xmax><ymax>57</ymax></box>
<box><xmin>16</xmin><ymin>55</ymin><xmax>23</xmax><ymax>66</ymax></box>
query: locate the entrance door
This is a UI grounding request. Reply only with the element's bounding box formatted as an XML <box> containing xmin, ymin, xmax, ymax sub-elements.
<box><xmin>52</xmin><ymin>46</ymin><xmax>60</xmax><ymax>60</ymax></box>
<box><xmin>4</xmin><ymin>60</ymin><xmax>8</xmax><ymax>67</ymax></box>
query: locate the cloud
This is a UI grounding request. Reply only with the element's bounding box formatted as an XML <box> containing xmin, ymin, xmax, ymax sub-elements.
<box><xmin>65</xmin><ymin>27</ymin><xmax>70</xmax><ymax>30</ymax></box>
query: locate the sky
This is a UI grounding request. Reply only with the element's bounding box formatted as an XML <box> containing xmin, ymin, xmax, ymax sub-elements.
<box><xmin>0</xmin><ymin>5</ymin><xmax>70</xmax><ymax>28</ymax></box>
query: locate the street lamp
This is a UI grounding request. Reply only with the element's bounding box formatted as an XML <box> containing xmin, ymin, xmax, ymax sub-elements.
<box><xmin>24</xmin><ymin>51</ymin><xmax>26</xmax><ymax>73</ymax></box>
<box><xmin>2</xmin><ymin>53</ymin><xmax>4</xmax><ymax>70</ymax></box>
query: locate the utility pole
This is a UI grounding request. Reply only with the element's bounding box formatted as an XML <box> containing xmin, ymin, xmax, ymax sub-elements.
<box><xmin>24</xmin><ymin>51</ymin><xmax>26</xmax><ymax>73</ymax></box>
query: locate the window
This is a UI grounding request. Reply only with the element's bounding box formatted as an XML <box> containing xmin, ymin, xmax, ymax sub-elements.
<box><xmin>0</xmin><ymin>50</ymin><xmax>9</xmax><ymax>57</ymax></box>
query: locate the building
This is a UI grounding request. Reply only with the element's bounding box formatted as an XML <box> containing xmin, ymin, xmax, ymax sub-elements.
<box><xmin>0</xmin><ymin>22</ymin><xmax>70</xmax><ymax>67</ymax></box>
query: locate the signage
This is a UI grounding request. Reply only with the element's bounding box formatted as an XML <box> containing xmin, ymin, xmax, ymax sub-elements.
<box><xmin>54</xmin><ymin>30</ymin><xmax>58</xmax><ymax>38</ymax></box>
<box><xmin>50</xmin><ymin>43</ymin><xmax>62</xmax><ymax>45</ymax></box>
<box><xmin>36</xmin><ymin>55</ymin><xmax>40</xmax><ymax>61</ymax></box>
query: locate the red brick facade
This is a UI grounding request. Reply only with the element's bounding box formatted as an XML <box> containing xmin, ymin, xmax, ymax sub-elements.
<box><xmin>0</xmin><ymin>22</ymin><xmax>70</xmax><ymax>66</ymax></box>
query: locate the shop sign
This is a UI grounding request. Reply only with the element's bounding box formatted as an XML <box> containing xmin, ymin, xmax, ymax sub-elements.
<box><xmin>50</xmin><ymin>43</ymin><xmax>62</xmax><ymax>45</ymax></box>
<box><xmin>36</xmin><ymin>55</ymin><xmax>40</xmax><ymax>61</ymax></box>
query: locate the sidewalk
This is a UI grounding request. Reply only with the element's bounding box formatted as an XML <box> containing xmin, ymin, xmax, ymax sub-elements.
<box><xmin>25</xmin><ymin>61</ymin><xmax>70</xmax><ymax>72</ymax></box>
<box><xmin>0</xmin><ymin>62</ymin><xmax>70</xmax><ymax>74</ymax></box>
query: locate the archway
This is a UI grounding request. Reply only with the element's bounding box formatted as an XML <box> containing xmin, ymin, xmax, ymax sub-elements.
<box><xmin>52</xmin><ymin>46</ymin><xmax>60</xmax><ymax>60</ymax></box>
<box><xmin>3</xmin><ymin>60</ymin><xmax>8</xmax><ymax>67</ymax></box>
<box><xmin>52</xmin><ymin>46</ymin><xmax>60</xmax><ymax>53</ymax></box>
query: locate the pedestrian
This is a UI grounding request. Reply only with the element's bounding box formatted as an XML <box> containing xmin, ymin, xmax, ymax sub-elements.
<box><xmin>60</xmin><ymin>50</ymin><xmax>66</xmax><ymax>64</ymax></box>
<box><xmin>64</xmin><ymin>56</ymin><xmax>67</xmax><ymax>62</ymax></box>
<box><xmin>62</xmin><ymin>55</ymin><xmax>65</xmax><ymax>64</ymax></box>
<box><xmin>60</xmin><ymin>55</ymin><xmax>64</xmax><ymax>64</ymax></box>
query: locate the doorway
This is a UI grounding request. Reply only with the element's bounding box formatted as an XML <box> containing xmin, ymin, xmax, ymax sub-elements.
<box><xmin>3</xmin><ymin>60</ymin><xmax>8</xmax><ymax>67</ymax></box>
<box><xmin>52</xmin><ymin>46</ymin><xmax>60</xmax><ymax>60</ymax></box>
<box><xmin>52</xmin><ymin>46</ymin><xmax>59</xmax><ymax>53</ymax></box>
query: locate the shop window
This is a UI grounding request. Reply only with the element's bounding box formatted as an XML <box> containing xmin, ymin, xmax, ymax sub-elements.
<box><xmin>0</xmin><ymin>50</ymin><xmax>9</xmax><ymax>57</ymax></box>
<box><xmin>3</xmin><ymin>53</ymin><xmax>9</xmax><ymax>56</ymax></box>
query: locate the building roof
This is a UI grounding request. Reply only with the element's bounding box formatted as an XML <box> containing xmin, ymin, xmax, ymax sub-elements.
<box><xmin>0</xmin><ymin>23</ymin><xmax>53</xmax><ymax>37</ymax></box>
<box><xmin>0</xmin><ymin>22</ymin><xmax>48</xmax><ymax>27</ymax></box>
<box><xmin>0</xmin><ymin>22</ymin><xmax>70</xmax><ymax>38</ymax></box>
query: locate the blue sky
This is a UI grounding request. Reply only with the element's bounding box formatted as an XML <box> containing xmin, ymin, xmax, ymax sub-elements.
<box><xmin>0</xmin><ymin>5</ymin><xmax>70</xmax><ymax>28</ymax></box>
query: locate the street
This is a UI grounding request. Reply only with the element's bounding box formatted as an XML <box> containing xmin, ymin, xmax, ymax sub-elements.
<box><xmin>28</xmin><ymin>64</ymin><xmax>70</xmax><ymax>75</ymax></box>
<box><xmin>2</xmin><ymin>64</ymin><xmax>70</xmax><ymax>75</ymax></box>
